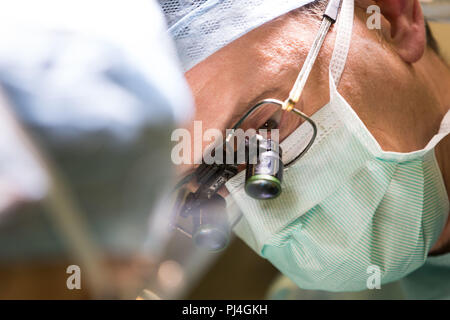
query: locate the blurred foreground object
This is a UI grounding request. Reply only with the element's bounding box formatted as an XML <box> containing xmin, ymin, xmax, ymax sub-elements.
<box><xmin>0</xmin><ymin>0</ymin><xmax>193</xmax><ymax>298</ymax></box>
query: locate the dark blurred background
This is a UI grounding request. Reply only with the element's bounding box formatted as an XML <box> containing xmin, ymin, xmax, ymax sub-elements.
<box><xmin>187</xmin><ymin>238</ymin><xmax>279</xmax><ymax>299</ymax></box>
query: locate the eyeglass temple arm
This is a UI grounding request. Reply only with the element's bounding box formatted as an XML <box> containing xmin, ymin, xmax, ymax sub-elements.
<box><xmin>283</xmin><ymin>0</ymin><xmax>342</xmax><ymax>111</ymax></box>
<box><xmin>324</xmin><ymin>0</ymin><xmax>342</xmax><ymax>22</ymax></box>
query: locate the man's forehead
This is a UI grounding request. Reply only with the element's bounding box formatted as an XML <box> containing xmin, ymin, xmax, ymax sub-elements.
<box><xmin>158</xmin><ymin>0</ymin><xmax>315</xmax><ymax>71</ymax></box>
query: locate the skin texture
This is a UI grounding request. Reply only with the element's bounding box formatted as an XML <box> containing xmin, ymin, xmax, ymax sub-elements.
<box><xmin>182</xmin><ymin>0</ymin><xmax>450</xmax><ymax>255</ymax></box>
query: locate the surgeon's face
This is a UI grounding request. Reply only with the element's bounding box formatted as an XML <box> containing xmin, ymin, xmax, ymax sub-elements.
<box><xmin>181</xmin><ymin>0</ymin><xmax>450</xmax><ymax>254</ymax></box>
<box><xmin>186</xmin><ymin>1</ymin><xmax>439</xmax><ymax>154</ymax></box>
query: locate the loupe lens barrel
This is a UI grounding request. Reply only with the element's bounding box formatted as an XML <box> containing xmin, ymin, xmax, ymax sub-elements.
<box><xmin>245</xmin><ymin>139</ymin><xmax>283</xmax><ymax>200</ymax></box>
<box><xmin>192</xmin><ymin>194</ymin><xmax>230</xmax><ymax>251</ymax></box>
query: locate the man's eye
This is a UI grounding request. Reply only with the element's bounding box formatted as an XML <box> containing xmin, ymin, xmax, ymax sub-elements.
<box><xmin>260</xmin><ymin>118</ymin><xmax>279</xmax><ymax>130</ymax></box>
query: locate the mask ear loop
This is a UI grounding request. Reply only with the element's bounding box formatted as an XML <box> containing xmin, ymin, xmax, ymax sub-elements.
<box><xmin>174</xmin><ymin>0</ymin><xmax>343</xmax><ymax>191</ymax></box>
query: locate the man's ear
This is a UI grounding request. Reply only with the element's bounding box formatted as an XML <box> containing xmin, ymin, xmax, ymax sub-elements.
<box><xmin>375</xmin><ymin>0</ymin><xmax>426</xmax><ymax>63</ymax></box>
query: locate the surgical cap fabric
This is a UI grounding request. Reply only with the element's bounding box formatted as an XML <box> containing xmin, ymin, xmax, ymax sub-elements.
<box><xmin>159</xmin><ymin>0</ymin><xmax>315</xmax><ymax>71</ymax></box>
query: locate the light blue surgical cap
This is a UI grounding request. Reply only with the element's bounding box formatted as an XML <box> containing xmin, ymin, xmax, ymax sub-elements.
<box><xmin>159</xmin><ymin>0</ymin><xmax>315</xmax><ymax>71</ymax></box>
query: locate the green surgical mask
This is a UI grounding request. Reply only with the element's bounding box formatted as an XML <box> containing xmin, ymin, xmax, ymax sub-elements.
<box><xmin>226</xmin><ymin>0</ymin><xmax>450</xmax><ymax>292</ymax></box>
